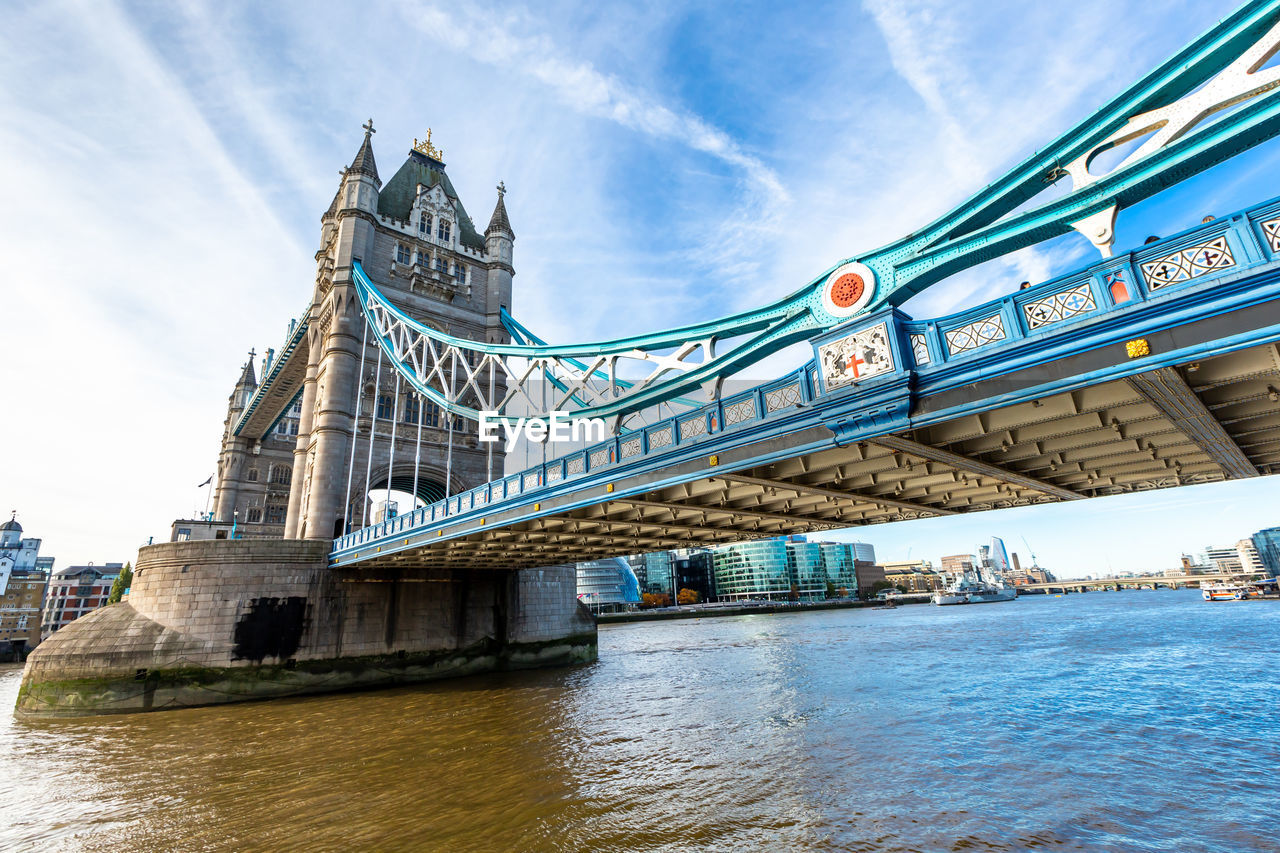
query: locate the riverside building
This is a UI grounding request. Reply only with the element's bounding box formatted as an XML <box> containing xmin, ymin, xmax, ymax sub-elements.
<box><xmin>41</xmin><ymin>563</ymin><xmax>123</xmax><ymax>640</ymax></box>
<box><xmin>708</xmin><ymin>537</ymin><xmax>874</xmax><ymax>601</ymax></box>
<box><xmin>575</xmin><ymin>558</ymin><xmax>641</xmax><ymax>612</ymax></box>
<box><xmin>0</xmin><ymin>515</ymin><xmax>52</xmax><ymax>659</ymax></box>
<box><xmin>1252</xmin><ymin>528</ymin><xmax>1280</xmax><ymax>576</ymax></box>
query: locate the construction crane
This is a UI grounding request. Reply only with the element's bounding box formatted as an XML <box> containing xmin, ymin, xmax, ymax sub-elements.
<box><xmin>1021</xmin><ymin>537</ymin><xmax>1039</xmax><ymax>568</ymax></box>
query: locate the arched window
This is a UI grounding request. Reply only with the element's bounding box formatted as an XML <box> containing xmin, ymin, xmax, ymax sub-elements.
<box><xmin>404</xmin><ymin>395</ymin><xmax>421</xmax><ymax>424</ymax></box>
<box><xmin>395</xmin><ymin>244</ymin><xmax>412</xmax><ymax>264</ymax></box>
<box><xmin>247</xmin><ymin>468</ymin><xmax>259</xmax><ymax>482</ymax></box>
<box><xmin>424</xmin><ymin>401</ymin><xmax>440</xmax><ymax>428</ymax></box>
<box><xmin>377</xmin><ymin>395</ymin><xmax>394</xmax><ymax>419</ymax></box>
<box><xmin>437</xmin><ymin>219</ymin><xmax>451</xmax><ymax>242</ymax></box>
<box><xmin>269</xmin><ymin>465</ymin><xmax>291</xmax><ymax>485</ymax></box>
<box><xmin>419</xmin><ymin>213</ymin><xmax>431</xmax><ymax>234</ymax></box>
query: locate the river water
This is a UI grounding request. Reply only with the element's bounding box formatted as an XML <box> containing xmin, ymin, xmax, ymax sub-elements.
<box><xmin>1</xmin><ymin>589</ymin><xmax>1277</xmax><ymax>852</ymax></box>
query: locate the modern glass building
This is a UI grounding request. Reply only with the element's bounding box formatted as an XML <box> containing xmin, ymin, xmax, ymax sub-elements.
<box><xmin>576</xmin><ymin>558</ymin><xmax>641</xmax><ymax>611</ymax></box>
<box><xmin>711</xmin><ymin>539</ymin><xmax>793</xmax><ymax>601</ymax></box>
<box><xmin>709</xmin><ymin>537</ymin><xmax>868</xmax><ymax>601</ymax></box>
<box><xmin>819</xmin><ymin>543</ymin><xmax>858</xmax><ymax>595</ymax></box>
<box><xmin>642</xmin><ymin>551</ymin><xmax>675</xmax><ymax>595</ymax></box>
<box><xmin>1252</xmin><ymin>527</ymin><xmax>1280</xmax><ymax>577</ymax></box>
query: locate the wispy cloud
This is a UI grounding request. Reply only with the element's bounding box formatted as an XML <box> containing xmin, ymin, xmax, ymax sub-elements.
<box><xmin>404</xmin><ymin>4</ymin><xmax>785</xmax><ymax>203</ymax></box>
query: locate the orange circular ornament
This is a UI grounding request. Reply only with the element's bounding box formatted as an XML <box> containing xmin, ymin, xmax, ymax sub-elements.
<box><xmin>830</xmin><ymin>273</ymin><xmax>865</xmax><ymax>308</ymax></box>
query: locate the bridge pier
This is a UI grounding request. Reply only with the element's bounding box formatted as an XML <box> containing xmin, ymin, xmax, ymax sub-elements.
<box><xmin>14</xmin><ymin>540</ymin><xmax>596</xmax><ymax>718</ymax></box>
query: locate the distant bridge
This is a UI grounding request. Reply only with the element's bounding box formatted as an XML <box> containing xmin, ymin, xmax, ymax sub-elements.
<box><xmin>1021</xmin><ymin>571</ymin><xmax>1268</xmax><ymax>592</ymax></box>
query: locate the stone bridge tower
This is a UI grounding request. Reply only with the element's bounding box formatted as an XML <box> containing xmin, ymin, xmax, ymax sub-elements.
<box><xmin>212</xmin><ymin>123</ymin><xmax>514</xmax><ymax>541</ymax></box>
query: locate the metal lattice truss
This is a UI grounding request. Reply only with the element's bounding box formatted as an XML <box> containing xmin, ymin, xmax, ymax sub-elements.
<box><xmin>354</xmin><ymin>262</ymin><xmax>817</xmax><ymax>428</ymax></box>
<box><xmin>356</xmin><ymin>1</ymin><xmax>1280</xmax><ymax>426</ymax></box>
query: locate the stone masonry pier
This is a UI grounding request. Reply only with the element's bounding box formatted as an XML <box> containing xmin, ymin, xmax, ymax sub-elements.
<box><xmin>15</xmin><ymin>540</ymin><xmax>595</xmax><ymax>717</ymax></box>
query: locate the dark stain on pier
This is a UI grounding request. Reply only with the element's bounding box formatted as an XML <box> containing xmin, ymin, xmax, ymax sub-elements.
<box><xmin>233</xmin><ymin>597</ymin><xmax>308</xmax><ymax>662</ymax></box>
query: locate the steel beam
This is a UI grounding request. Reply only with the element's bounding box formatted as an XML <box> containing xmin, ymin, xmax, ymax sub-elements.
<box><xmin>870</xmin><ymin>436</ymin><xmax>1084</xmax><ymax>501</ymax></box>
<box><xmin>716</xmin><ymin>473</ymin><xmax>958</xmax><ymax>516</ymax></box>
<box><xmin>1126</xmin><ymin>367</ymin><xmax>1259</xmax><ymax>479</ymax></box>
<box><xmin>614</xmin><ymin>497</ymin><xmax>844</xmax><ymax>528</ymax></box>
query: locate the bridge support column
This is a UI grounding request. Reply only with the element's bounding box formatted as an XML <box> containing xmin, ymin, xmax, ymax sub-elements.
<box><xmin>283</xmin><ymin>341</ymin><xmax>320</xmax><ymax>539</ymax></box>
<box><xmin>15</xmin><ymin>542</ymin><xmax>597</xmax><ymax>718</ymax></box>
<box><xmin>301</xmin><ymin>284</ymin><xmax>362</xmax><ymax>541</ymax></box>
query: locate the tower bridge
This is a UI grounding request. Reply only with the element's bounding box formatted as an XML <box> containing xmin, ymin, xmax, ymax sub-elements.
<box><xmin>16</xmin><ymin>1</ymin><xmax>1280</xmax><ymax>717</ymax></box>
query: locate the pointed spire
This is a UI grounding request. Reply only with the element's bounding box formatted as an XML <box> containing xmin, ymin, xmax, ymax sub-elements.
<box><xmin>485</xmin><ymin>181</ymin><xmax>513</xmax><ymax>238</ymax></box>
<box><xmin>236</xmin><ymin>349</ymin><xmax>258</xmax><ymax>390</ymax></box>
<box><xmin>347</xmin><ymin>118</ymin><xmax>380</xmax><ymax>186</ymax></box>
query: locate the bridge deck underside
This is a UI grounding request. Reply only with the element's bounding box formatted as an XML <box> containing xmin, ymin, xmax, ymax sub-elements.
<box><xmin>347</xmin><ymin>341</ymin><xmax>1280</xmax><ymax>571</ymax></box>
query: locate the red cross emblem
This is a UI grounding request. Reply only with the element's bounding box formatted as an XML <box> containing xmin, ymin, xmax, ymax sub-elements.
<box><xmin>845</xmin><ymin>352</ymin><xmax>865</xmax><ymax>377</ymax></box>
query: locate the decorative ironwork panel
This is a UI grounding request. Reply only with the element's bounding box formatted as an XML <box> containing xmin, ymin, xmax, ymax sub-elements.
<box><xmin>546</xmin><ymin>466</ymin><xmax>562</xmax><ymax>483</ymax></box>
<box><xmin>1140</xmin><ymin>236</ymin><xmax>1235</xmax><ymax>289</ymax></box>
<box><xmin>506</xmin><ymin>476</ymin><xmax>520</xmax><ymax>495</ymax></box>
<box><xmin>1023</xmin><ymin>283</ymin><xmax>1096</xmax><ymax>329</ymax></box>
<box><xmin>648</xmin><ymin>425</ymin><xmax>674</xmax><ymax>449</ymax></box>
<box><xmin>566</xmin><ymin>456</ymin><xmax>585</xmax><ymax>476</ymax></box>
<box><xmin>522</xmin><ymin>472</ymin><xmax>540</xmax><ymax>490</ymax></box>
<box><xmin>945</xmin><ymin>314</ymin><xmax>1006</xmax><ymax>354</ymax></box>
<box><xmin>1262</xmin><ymin>217</ymin><xmax>1280</xmax><ymax>252</ymax></box>
<box><xmin>764</xmin><ymin>382</ymin><xmax>802</xmax><ymax>412</ymax></box>
<box><xmin>474</xmin><ymin>490</ymin><xmax>487</xmax><ymax>506</ymax></box>
<box><xmin>724</xmin><ymin>398</ymin><xmax>757</xmax><ymax>426</ymax></box>
<box><xmin>589</xmin><ymin>447</ymin><xmax>612</xmax><ymax>468</ymax></box>
<box><xmin>910</xmin><ymin>334</ymin><xmax>929</xmax><ymax>365</ymax></box>
<box><xmin>621</xmin><ymin>436</ymin><xmax>643</xmax><ymax>458</ymax></box>
<box><xmin>679</xmin><ymin>416</ymin><xmax>707</xmax><ymax>440</ymax></box>
<box><xmin>818</xmin><ymin>322</ymin><xmax>894</xmax><ymax>389</ymax></box>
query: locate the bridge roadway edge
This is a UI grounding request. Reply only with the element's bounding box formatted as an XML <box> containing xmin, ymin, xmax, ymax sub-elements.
<box><xmin>13</xmin><ymin>540</ymin><xmax>596</xmax><ymax>718</ymax></box>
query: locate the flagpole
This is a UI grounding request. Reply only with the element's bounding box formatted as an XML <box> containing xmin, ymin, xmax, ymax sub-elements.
<box><xmin>202</xmin><ymin>475</ymin><xmax>214</xmax><ymax>520</ymax></box>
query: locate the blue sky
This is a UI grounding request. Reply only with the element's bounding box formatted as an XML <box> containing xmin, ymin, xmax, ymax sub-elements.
<box><xmin>1</xmin><ymin>0</ymin><xmax>1277</xmax><ymax>573</ymax></box>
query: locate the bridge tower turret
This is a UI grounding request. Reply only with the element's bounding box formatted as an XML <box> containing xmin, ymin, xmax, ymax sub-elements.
<box><xmin>212</xmin><ymin>353</ymin><xmax>258</xmax><ymax>522</ymax></box>
<box><xmin>294</xmin><ymin>121</ymin><xmax>383</xmax><ymax>540</ymax></box>
<box><xmin>484</xmin><ymin>182</ymin><xmax>514</xmax><ymax>344</ymax></box>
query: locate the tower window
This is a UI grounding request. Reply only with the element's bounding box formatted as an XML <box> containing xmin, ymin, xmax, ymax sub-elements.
<box><xmin>396</xmin><ymin>244</ymin><xmax>412</xmax><ymax>264</ymax></box>
<box><xmin>417</xmin><ymin>251</ymin><xmax>430</xmax><ymax>267</ymax></box>
<box><xmin>377</xmin><ymin>395</ymin><xmax>394</xmax><ymax>419</ymax></box>
<box><xmin>265</xmin><ymin>505</ymin><xmax>287</xmax><ymax>525</ymax></box>
<box><xmin>269</xmin><ymin>465</ymin><xmax>291</xmax><ymax>485</ymax></box>
<box><xmin>247</xmin><ymin>469</ymin><xmax>259</xmax><ymax>482</ymax></box>
<box><xmin>454</xmin><ymin>263</ymin><xmax>466</xmax><ymax>282</ymax></box>
<box><xmin>424</xmin><ymin>401</ymin><xmax>440</xmax><ymax>428</ymax></box>
<box><xmin>404</xmin><ymin>395</ymin><xmax>421</xmax><ymax>424</ymax></box>
<box><xmin>437</xmin><ymin>220</ymin><xmax>451</xmax><ymax>242</ymax></box>
<box><xmin>419</xmin><ymin>213</ymin><xmax>432</xmax><ymax>234</ymax></box>
<box><xmin>434</xmin><ymin>256</ymin><xmax>447</xmax><ymax>273</ymax></box>
<box><xmin>247</xmin><ymin>508</ymin><xmax>263</xmax><ymax>523</ymax></box>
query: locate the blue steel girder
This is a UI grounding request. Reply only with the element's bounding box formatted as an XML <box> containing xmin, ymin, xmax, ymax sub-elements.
<box><xmin>332</xmin><ymin>193</ymin><xmax>1280</xmax><ymax>565</ymax></box>
<box><xmin>232</xmin><ymin>306</ymin><xmax>312</xmax><ymax>439</ymax></box>
<box><xmin>351</xmin><ymin>1</ymin><xmax>1280</xmax><ymax>428</ymax></box>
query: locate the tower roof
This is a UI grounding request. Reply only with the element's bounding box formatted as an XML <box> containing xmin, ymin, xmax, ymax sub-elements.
<box><xmin>236</xmin><ymin>350</ymin><xmax>257</xmax><ymax>389</ymax></box>
<box><xmin>1</xmin><ymin>512</ymin><xmax>20</xmax><ymax>533</ymax></box>
<box><xmin>486</xmin><ymin>184</ymin><xmax>513</xmax><ymax>238</ymax></box>
<box><xmin>377</xmin><ymin>150</ymin><xmax>485</xmax><ymax>251</ymax></box>
<box><xmin>347</xmin><ymin>119</ymin><xmax>380</xmax><ymax>185</ymax></box>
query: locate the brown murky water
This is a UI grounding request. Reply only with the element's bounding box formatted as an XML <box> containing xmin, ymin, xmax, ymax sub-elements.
<box><xmin>3</xmin><ymin>593</ymin><xmax>1278</xmax><ymax>852</ymax></box>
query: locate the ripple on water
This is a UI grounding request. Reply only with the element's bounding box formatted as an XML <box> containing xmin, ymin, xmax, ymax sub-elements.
<box><xmin>1</xmin><ymin>592</ymin><xmax>1278</xmax><ymax>852</ymax></box>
